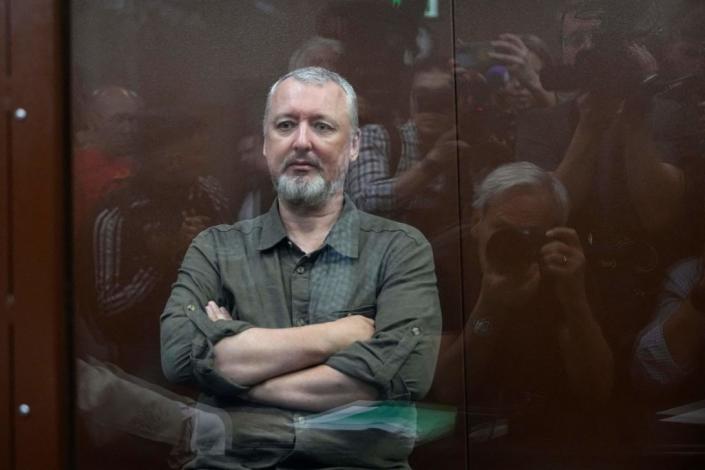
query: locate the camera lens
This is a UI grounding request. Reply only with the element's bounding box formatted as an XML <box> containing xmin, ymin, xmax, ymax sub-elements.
<box><xmin>485</xmin><ymin>228</ymin><xmax>540</xmax><ymax>275</ymax></box>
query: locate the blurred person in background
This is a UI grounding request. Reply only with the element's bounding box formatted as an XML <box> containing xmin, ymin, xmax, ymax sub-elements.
<box><xmin>438</xmin><ymin>162</ymin><xmax>614</xmax><ymax>467</ymax></box>
<box><xmin>514</xmin><ymin>0</ymin><xmax>704</xmax><ymax>453</ymax></box>
<box><xmin>346</xmin><ymin>60</ymin><xmax>470</xmax><ymax>237</ymax></box>
<box><xmin>85</xmin><ymin>113</ymin><xmax>230</xmax><ymax>383</ymax></box>
<box><xmin>73</xmin><ymin>85</ymin><xmax>144</xmax><ymax>229</ymax></box>
<box><xmin>490</xmin><ymin>33</ymin><xmax>558</xmax><ymax>112</ymax></box>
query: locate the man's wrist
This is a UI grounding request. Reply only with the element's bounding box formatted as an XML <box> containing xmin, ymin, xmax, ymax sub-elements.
<box><xmin>556</xmin><ymin>283</ymin><xmax>589</xmax><ymax>310</ymax></box>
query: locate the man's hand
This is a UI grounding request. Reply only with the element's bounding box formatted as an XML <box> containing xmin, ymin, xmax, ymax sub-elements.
<box><xmin>206</xmin><ymin>300</ymin><xmax>232</xmax><ymax>322</ymax></box>
<box><xmin>489</xmin><ymin>33</ymin><xmax>541</xmax><ymax>90</ymax></box>
<box><xmin>540</xmin><ymin>227</ymin><xmax>587</xmax><ymax>308</ymax></box>
<box><xmin>424</xmin><ymin>128</ymin><xmax>470</xmax><ymax>171</ymax></box>
<box><xmin>626</xmin><ymin>42</ymin><xmax>659</xmax><ymax>80</ymax></box>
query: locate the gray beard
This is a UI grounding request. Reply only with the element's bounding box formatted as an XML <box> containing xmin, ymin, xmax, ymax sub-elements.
<box><xmin>275</xmin><ymin>173</ymin><xmax>341</xmax><ymax>208</ymax></box>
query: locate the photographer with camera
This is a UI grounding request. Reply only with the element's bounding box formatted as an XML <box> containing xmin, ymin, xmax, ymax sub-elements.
<box><xmin>488</xmin><ymin>33</ymin><xmax>558</xmax><ymax>111</ymax></box>
<box><xmin>452</xmin><ymin>33</ymin><xmax>556</xmax><ymax>164</ymax></box>
<box><xmin>514</xmin><ymin>2</ymin><xmax>694</xmax><ymax>407</ymax></box>
<box><xmin>436</xmin><ymin>163</ymin><xmax>613</xmax><ymax>462</ymax></box>
<box><xmin>345</xmin><ymin>60</ymin><xmax>471</xmax><ymax>236</ymax></box>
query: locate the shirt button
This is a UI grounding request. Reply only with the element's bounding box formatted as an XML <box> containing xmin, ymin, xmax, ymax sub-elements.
<box><xmin>411</xmin><ymin>327</ymin><xmax>421</xmax><ymax>336</ymax></box>
<box><xmin>296</xmin><ymin>266</ymin><xmax>305</xmax><ymax>274</ymax></box>
<box><xmin>187</xmin><ymin>304</ymin><xmax>196</xmax><ymax>311</ymax></box>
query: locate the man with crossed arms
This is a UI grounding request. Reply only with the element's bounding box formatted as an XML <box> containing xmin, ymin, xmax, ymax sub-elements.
<box><xmin>160</xmin><ymin>67</ymin><xmax>441</xmax><ymax>469</ymax></box>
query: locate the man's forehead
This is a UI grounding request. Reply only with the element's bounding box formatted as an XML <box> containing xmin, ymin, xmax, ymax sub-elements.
<box><xmin>563</xmin><ymin>11</ymin><xmax>601</xmax><ymax>35</ymax></box>
<box><xmin>485</xmin><ymin>187</ymin><xmax>559</xmax><ymax>228</ymax></box>
<box><xmin>270</xmin><ymin>78</ymin><xmax>346</xmax><ymax>112</ymax></box>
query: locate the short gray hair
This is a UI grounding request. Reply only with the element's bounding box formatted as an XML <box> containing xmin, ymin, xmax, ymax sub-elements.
<box><xmin>473</xmin><ymin>161</ymin><xmax>570</xmax><ymax>224</ymax></box>
<box><xmin>263</xmin><ymin>66</ymin><xmax>358</xmax><ymax>134</ymax></box>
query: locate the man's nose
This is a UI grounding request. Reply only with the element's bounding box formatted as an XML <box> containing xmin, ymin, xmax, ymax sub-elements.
<box><xmin>293</xmin><ymin>122</ymin><xmax>313</xmax><ymax>150</ymax></box>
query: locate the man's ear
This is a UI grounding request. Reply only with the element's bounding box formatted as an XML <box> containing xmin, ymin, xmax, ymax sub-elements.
<box><xmin>349</xmin><ymin>128</ymin><xmax>361</xmax><ymax>162</ymax></box>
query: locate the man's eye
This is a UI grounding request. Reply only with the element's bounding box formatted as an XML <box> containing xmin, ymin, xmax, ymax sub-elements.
<box><xmin>314</xmin><ymin>122</ymin><xmax>334</xmax><ymax>132</ymax></box>
<box><xmin>276</xmin><ymin>121</ymin><xmax>295</xmax><ymax>131</ymax></box>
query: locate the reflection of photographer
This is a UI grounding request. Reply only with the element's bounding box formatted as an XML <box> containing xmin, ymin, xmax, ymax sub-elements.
<box><xmin>466</xmin><ymin>162</ymin><xmax>611</xmax><ymax>398</ymax></box>
<box><xmin>489</xmin><ymin>34</ymin><xmax>558</xmax><ymax>111</ymax></box>
<box><xmin>543</xmin><ymin>0</ymin><xmax>662</xmax><ymax>96</ymax></box>
<box><xmin>453</xmin><ymin>33</ymin><xmax>555</xmax><ymax>169</ymax></box>
<box><xmin>457</xmin><ymin>34</ymin><xmax>556</xmax><ymax>113</ymax></box>
<box><xmin>515</xmin><ymin>3</ymin><xmax>694</xmax><ymax>386</ymax></box>
<box><xmin>438</xmin><ymin>163</ymin><xmax>613</xmax><ymax>452</ymax></box>
<box><xmin>346</xmin><ymin>61</ymin><xmax>470</xmax><ymax>233</ymax></box>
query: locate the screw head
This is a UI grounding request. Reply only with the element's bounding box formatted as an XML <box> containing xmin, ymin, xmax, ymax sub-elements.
<box><xmin>14</xmin><ymin>108</ymin><xmax>28</xmax><ymax>121</ymax></box>
<box><xmin>18</xmin><ymin>403</ymin><xmax>30</xmax><ymax>416</ymax></box>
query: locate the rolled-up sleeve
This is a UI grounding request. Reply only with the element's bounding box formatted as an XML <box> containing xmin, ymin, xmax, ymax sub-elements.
<box><xmin>325</xmin><ymin>232</ymin><xmax>442</xmax><ymax>401</ymax></box>
<box><xmin>160</xmin><ymin>229</ymin><xmax>254</xmax><ymax>396</ymax></box>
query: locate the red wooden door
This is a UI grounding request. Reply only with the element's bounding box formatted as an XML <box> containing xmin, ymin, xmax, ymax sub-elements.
<box><xmin>0</xmin><ymin>0</ymin><xmax>67</xmax><ymax>468</ymax></box>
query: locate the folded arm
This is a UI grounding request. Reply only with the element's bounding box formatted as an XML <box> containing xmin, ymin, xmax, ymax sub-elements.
<box><xmin>207</xmin><ymin>302</ymin><xmax>374</xmax><ymax>386</ymax></box>
<box><xmin>246</xmin><ymin>365</ymin><xmax>378</xmax><ymax>412</ymax></box>
<box><xmin>325</xmin><ymin>232</ymin><xmax>442</xmax><ymax>401</ymax></box>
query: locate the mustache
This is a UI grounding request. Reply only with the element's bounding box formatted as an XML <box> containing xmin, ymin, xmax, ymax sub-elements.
<box><xmin>281</xmin><ymin>153</ymin><xmax>323</xmax><ymax>171</ymax></box>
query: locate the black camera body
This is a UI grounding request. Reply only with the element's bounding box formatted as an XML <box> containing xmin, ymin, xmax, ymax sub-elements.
<box><xmin>541</xmin><ymin>44</ymin><xmax>648</xmax><ymax>97</ymax></box>
<box><xmin>541</xmin><ymin>0</ymin><xmax>663</xmax><ymax>97</ymax></box>
<box><xmin>485</xmin><ymin>227</ymin><xmax>548</xmax><ymax>275</ymax></box>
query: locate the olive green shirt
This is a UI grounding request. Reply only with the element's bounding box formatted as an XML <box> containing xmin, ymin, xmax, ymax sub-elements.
<box><xmin>160</xmin><ymin>196</ymin><xmax>441</xmax><ymax>469</ymax></box>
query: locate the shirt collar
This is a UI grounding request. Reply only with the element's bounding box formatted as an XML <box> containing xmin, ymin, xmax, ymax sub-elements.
<box><xmin>325</xmin><ymin>194</ymin><xmax>360</xmax><ymax>259</ymax></box>
<box><xmin>257</xmin><ymin>194</ymin><xmax>360</xmax><ymax>259</ymax></box>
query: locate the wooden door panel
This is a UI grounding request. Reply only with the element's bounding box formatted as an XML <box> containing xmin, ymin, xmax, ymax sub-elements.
<box><xmin>1</xmin><ymin>0</ymin><xmax>67</xmax><ymax>468</ymax></box>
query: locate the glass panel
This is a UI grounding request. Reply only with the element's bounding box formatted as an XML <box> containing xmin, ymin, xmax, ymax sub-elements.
<box><xmin>71</xmin><ymin>1</ymin><xmax>464</xmax><ymax>469</ymax></box>
<box><xmin>452</xmin><ymin>1</ymin><xmax>705</xmax><ymax>469</ymax></box>
<box><xmin>70</xmin><ymin>0</ymin><xmax>705</xmax><ymax>468</ymax></box>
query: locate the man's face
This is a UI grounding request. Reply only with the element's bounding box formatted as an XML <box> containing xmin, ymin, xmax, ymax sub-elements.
<box><xmin>263</xmin><ymin>78</ymin><xmax>359</xmax><ymax>206</ymax></box>
<box><xmin>561</xmin><ymin>11</ymin><xmax>601</xmax><ymax>65</ymax></box>
<box><xmin>90</xmin><ymin>87</ymin><xmax>143</xmax><ymax>156</ymax></box>
<box><xmin>499</xmin><ymin>51</ymin><xmax>544</xmax><ymax>112</ymax></box>
<box><xmin>410</xmin><ymin>68</ymin><xmax>454</xmax><ymax>139</ymax></box>
<box><xmin>472</xmin><ymin>187</ymin><xmax>559</xmax><ymax>276</ymax></box>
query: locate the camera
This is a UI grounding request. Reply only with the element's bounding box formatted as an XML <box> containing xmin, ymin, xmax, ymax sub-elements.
<box><xmin>485</xmin><ymin>227</ymin><xmax>548</xmax><ymax>275</ymax></box>
<box><xmin>541</xmin><ymin>0</ymin><xmax>664</xmax><ymax>97</ymax></box>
